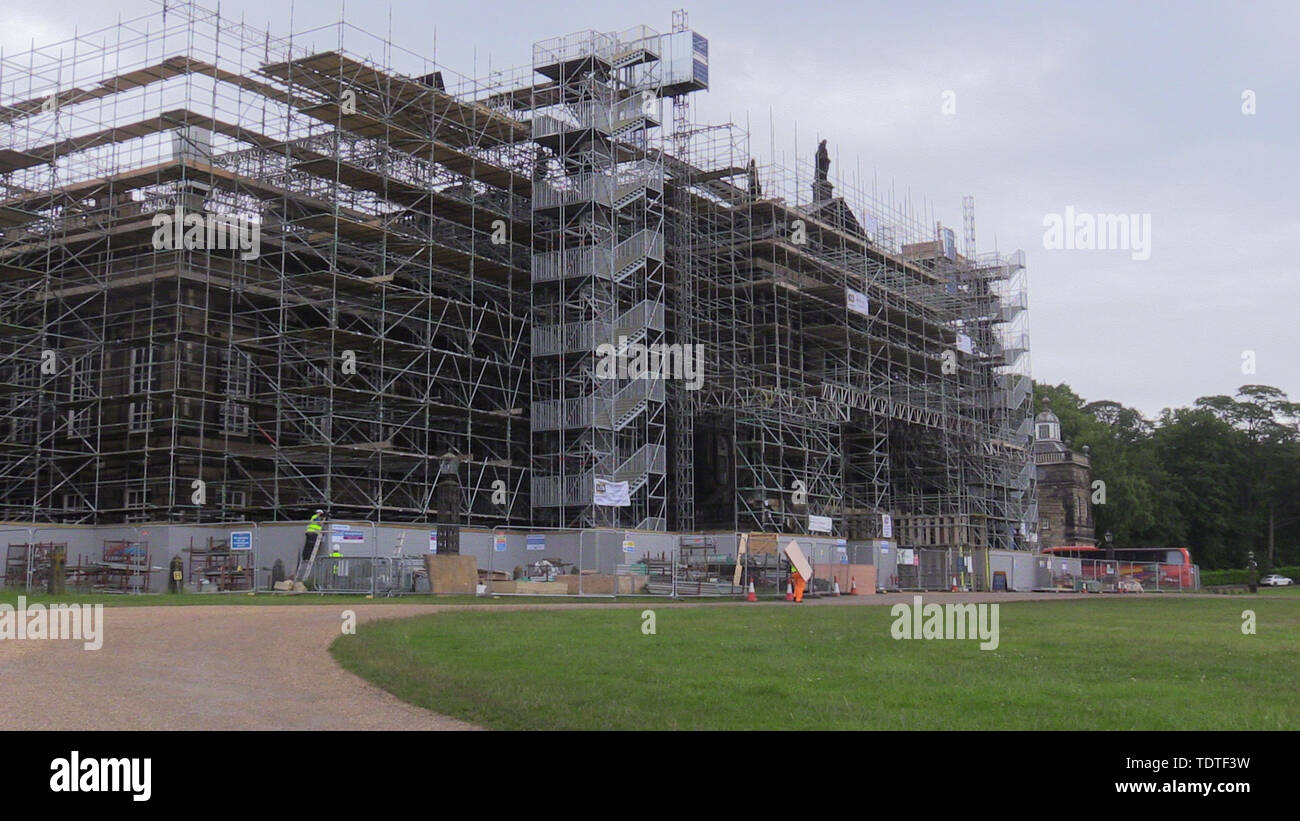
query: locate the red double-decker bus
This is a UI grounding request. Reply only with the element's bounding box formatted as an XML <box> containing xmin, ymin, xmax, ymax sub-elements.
<box><xmin>1039</xmin><ymin>545</ymin><xmax>1194</xmax><ymax>588</ymax></box>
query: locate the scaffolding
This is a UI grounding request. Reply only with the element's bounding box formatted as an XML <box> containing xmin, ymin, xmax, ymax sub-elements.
<box><xmin>665</xmin><ymin>126</ymin><xmax>1035</xmax><ymax>549</ymax></box>
<box><xmin>524</xmin><ymin>27</ymin><xmax>668</xmax><ymax>531</ymax></box>
<box><xmin>0</xmin><ymin>1</ymin><xmax>1034</xmax><ymax>552</ymax></box>
<box><xmin>0</xmin><ymin>1</ymin><xmax>532</xmax><ymax>525</ymax></box>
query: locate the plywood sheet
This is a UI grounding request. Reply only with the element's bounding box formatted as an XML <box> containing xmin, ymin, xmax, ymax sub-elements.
<box><xmin>747</xmin><ymin>532</ymin><xmax>778</xmax><ymax>554</ymax></box>
<box><xmin>424</xmin><ymin>554</ymin><xmax>478</xmax><ymax>594</ymax></box>
<box><xmin>784</xmin><ymin>540</ymin><xmax>812</xmax><ymax>579</ymax></box>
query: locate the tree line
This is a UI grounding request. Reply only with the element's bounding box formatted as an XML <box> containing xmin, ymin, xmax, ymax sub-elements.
<box><xmin>1033</xmin><ymin>383</ymin><xmax>1300</xmax><ymax>570</ymax></box>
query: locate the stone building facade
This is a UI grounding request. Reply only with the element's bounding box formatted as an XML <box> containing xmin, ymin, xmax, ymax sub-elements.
<box><xmin>1034</xmin><ymin>408</ymin><xmax>1096</xmax><ymax>547</ymax></box>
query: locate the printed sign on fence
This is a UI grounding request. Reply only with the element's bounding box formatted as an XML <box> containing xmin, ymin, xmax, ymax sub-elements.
<box><xmin>331</xmin><ymin>525</ymin><xmax>365</xmax><ymax>544</ymax></box>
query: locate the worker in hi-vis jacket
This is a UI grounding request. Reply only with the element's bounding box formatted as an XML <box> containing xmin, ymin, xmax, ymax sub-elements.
<box><xmin>303</xmin><ymin>509</ymin><xmax>325</xmax><ymax>565</ymax></box>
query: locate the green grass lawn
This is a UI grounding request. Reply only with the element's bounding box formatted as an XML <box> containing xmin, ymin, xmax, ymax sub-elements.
<box><xmin>331</xmin><ymin>595</ymin><xmax>1300</xmax><ymax>730</ymax></box>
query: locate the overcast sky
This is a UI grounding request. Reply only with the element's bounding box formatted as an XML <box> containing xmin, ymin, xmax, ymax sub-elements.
<box><xmin>3</xmin><ymin>0</ymin><xmax>1296</xmax><ymax>419</ymax></box>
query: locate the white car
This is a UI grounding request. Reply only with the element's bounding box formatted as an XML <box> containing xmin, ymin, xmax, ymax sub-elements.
<box><xmin>1260</xmin><ymin>574</ymin><xmax>1294</xmax><ymax>587</ymax></box>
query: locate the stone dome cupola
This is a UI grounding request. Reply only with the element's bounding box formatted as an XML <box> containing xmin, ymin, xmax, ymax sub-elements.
<box><xmin>1035</xmin><ymin>397</ymin><xmax>1062</xmax><ymax>443</ymax></box>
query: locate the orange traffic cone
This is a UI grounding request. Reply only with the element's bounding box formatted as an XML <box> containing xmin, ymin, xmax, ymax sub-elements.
<box><xmin>785</xmin><ymin>581</ymin><xmax>794</xmax><ymax>601</ymax></box>
<box><xmin>951</xmin><ymin>576</ymin><xmax>959</xmax><ymax>592</ymax></box>
<box><xmin>832</xmin><ymin>577</ymin><xmax>841</xmax><ymax>596</ymax></box>
<box><xmin>746</xmin><ymin>581</ymin><xmax>757</xmax><ymax>602</ymax></box>
<box><xmin>849</xmin><ymin>577</ymin><xmax>858</xmax><ymax>595</ymax></box>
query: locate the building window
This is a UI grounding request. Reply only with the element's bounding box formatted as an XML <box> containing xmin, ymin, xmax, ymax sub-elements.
<box><xmin>129</xmin><ymin>347</ymin><xmax>155</xmax><ymax>393</ymax></box>
<box><xmin>61</xmin><ymin>493</ymin><xmax>81</xmax><ymax>511</ymax></box>
<box><xmin>224</xmin><ymin>488</ymin><xmax>248</xmax><ymax>509</ymax></box>
<box><xmin>125</xmin><ymin>487</ymin><xmax>148</xmax><ymax>522</ymax></box>
<box><xmin>128</xmin><ymin>401</ymin><xmax>151</xmax><ymax>432</ymax></box>
<box><xmin>68</xmin><ymin>353</ymin><xmax>94</xmax><ymax>400</ymax></box>
<box><xmin>222</xmin><ymin>350</ymin><xmax>252</xmax><ymax>397</ymax></box>
<box><xmin>221</xmin><ymin>402</ymin><xmax>250</xmax><ymax>436</ymax></box>
<box><xmin>1042</xmin><ymin>518</ymin><xmax>1052</xmax><ymax>532</ymax></box>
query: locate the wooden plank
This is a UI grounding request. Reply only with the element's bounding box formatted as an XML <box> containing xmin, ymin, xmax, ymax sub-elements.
<box><xmin>784</xmin><ymin>539</ymin><xmax>812</xmax><ymax>578</ymax></box>
<box><xmin>0</xmin><ymin>55</ymin><xmax>272</xmax><ymax>125</ymax></box>
<box><xmin>261</xmin><ymin>51</ymin><xmax>527</xmax><ymax>147</ymax></box>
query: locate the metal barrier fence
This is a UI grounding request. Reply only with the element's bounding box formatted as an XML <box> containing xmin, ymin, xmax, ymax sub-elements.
<box><xmin>280</xmin><ymin>524</ymin><xmax>674</xmax><ymax>597</ymax></box>
<box><xmin>481</xmin><ymin>526</ymin><xmax>668</xmax><ymax>598</ymax></box>
<box><xmin>291</xmin><ymin>523</ymin><xmax>682</xmax><ymax>597</ymax></box>
<box><xmin>302</xmin><ymin>528</ymin><xmax>866</xmax><ymax>599</ymax></box>
<box><xmin>0</xmin><ymin>520</ymin><xmax>1206</xmax><ymax>597</ymax></box>
<box><xmin>876</xmin><ymin>548</ymin><xmax>1204</xmax><ymax>593</ymax></box>
<box><xmin>298</xmin><ymin>555</ymin><xmax>431</xmax><ymax>595</ymax></box>
<box><xmin>1039</xmin><ymin>558</ymin><xmax>1201</xmax><ymax>593</ymax></box>
<box><xmin>874</xmin><ymin>545</ymin><xmax>971</xmax><ymax>591</ymax></box>
<box><xmin>2</xmin><ymin>525</ymin><xmax>161</xmax><ymax>594</ymax></box>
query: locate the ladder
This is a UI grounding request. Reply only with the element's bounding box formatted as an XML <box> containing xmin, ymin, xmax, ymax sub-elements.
<box><xmin>296</xmin><ymin>531</ymin><xmax>324</xmax><ymax>589</ymax></box>
<box><xmin>381</xmin><ymin>531</ymin><xmax>407</xmax><ymax>596</ymax></box>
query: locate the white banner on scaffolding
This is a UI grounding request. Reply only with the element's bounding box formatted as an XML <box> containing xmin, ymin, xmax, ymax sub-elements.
<box><xmin>593</xmin><ymin>478</ymin><xmax>631</xmax><ymax>507</ymax></box>
<box><xmin>846</xmin><ymin>288</ymin><xmax>870</xmax><ymax>317</ymax></box>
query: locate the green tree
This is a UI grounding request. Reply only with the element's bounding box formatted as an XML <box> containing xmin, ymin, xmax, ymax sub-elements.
<box><xmin>1030</xmin><ymin>382</ymin><xmax>1300</xmax><ymax>569</ymax></box>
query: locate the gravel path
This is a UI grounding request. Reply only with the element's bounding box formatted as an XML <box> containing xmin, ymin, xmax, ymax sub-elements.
<box><xmin>0</xmin><ymin>592</ymin><xmax>1092</xmax><ymax>730</ymax></box>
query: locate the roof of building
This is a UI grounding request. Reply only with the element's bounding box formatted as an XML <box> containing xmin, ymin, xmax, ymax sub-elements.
<box><xmin>1034</xmin><ymin>438</ymin><xmax>1068</xmax><ymax>455</ymax></box>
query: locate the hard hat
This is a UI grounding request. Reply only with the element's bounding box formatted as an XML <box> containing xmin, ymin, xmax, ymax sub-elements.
<box><xmin>315</xmin><ymin>509</ymin><xmax>324</xmax><ymax>514</ymax></box>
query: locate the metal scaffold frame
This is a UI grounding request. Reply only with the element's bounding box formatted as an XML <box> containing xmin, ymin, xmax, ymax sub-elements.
<box><xmin>1</xmin><ymin>2</ymin><xmax>1034</xmax><ymax>553</ymax></box>
<box><xmin>0</xmin><ymin>1</ymin><xmax>532</xmax><ymax>525</ymax></box>
<box><xmin>525</xmin><ymin>27</ymin><xmax>669</xmax><ymax>531</ymax></box>
<box><xmin>664</xmin><ymin>118</ymin><xmax>1035</xmax><ymax>550</ymax></box>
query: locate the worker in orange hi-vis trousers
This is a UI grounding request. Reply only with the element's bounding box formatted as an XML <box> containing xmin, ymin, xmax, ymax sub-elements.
<box><xmin>791</xmin><ymin>565</ymin><xmax>806</xmax><ymax>603</ymax></box>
